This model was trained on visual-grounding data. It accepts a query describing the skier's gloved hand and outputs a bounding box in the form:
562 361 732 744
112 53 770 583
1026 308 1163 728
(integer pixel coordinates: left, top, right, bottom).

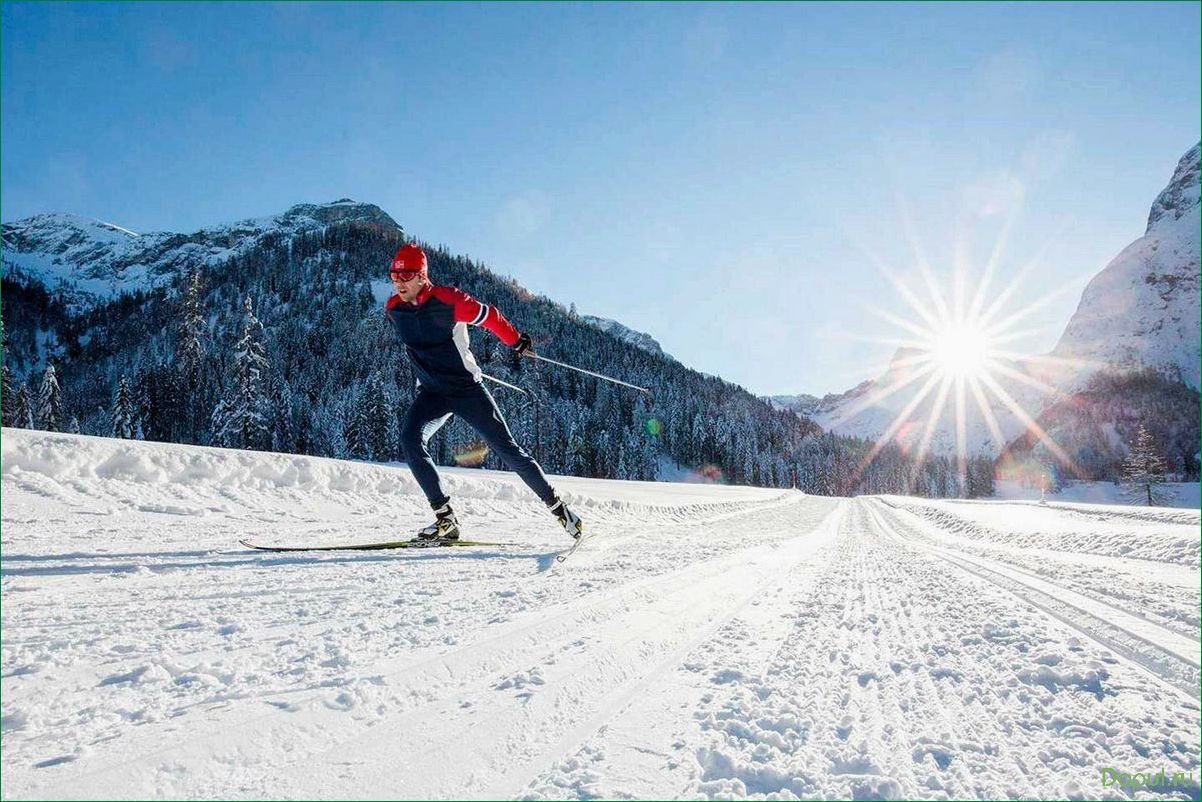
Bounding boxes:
514 332 534 356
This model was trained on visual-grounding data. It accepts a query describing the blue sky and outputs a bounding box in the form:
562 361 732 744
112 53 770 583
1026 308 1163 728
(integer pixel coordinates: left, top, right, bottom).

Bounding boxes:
3 2 1199 396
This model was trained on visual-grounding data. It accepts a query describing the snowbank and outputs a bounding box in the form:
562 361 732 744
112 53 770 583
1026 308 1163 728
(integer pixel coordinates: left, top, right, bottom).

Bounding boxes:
1 428 787 553
996 479 1201 509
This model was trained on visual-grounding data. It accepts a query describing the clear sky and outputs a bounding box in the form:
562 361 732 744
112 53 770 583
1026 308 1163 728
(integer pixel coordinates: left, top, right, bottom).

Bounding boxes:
3 2 1199 396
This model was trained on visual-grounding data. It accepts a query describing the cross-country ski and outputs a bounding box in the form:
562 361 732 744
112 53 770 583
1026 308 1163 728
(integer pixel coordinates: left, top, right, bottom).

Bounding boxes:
238 538 516 552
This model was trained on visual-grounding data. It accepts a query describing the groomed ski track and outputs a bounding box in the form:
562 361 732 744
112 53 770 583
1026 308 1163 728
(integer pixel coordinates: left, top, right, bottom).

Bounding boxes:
2 430 1199 799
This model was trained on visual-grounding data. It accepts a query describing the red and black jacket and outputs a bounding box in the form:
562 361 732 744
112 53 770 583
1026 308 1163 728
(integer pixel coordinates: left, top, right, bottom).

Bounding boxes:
386 285 520 393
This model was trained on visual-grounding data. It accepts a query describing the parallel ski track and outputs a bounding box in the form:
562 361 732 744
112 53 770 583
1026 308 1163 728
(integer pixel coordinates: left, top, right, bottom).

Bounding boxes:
875 498 1202 645
868 500 1202 702
25 497 839 799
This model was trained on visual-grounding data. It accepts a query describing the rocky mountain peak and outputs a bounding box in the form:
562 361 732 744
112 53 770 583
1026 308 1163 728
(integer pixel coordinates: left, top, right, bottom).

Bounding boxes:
1147 142 1201 233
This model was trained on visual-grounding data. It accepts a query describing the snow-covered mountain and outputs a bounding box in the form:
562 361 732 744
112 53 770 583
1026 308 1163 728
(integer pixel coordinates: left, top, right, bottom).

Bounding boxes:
1 200 399 310
1051 144 1201 389
789 143 1202 461
580 315 672 359
765 393 823 418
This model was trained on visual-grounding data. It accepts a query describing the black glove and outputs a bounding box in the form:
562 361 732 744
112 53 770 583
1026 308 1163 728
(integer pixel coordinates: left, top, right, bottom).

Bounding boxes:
514 332 533 356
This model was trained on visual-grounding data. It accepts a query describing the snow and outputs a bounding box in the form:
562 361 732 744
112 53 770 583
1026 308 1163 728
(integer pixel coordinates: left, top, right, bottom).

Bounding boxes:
3 428 1200 800
580 315 673 360
996 478 1202 509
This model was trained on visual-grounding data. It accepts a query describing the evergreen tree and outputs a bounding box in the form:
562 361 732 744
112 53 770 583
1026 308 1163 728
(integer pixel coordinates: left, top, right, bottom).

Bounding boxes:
361 371 392 460
344 391 367 460
269 379 297 453
177 268 207 441
178 268 206 372
1122 424 1169 506
67 415 82 435
0 318 15 428
133 363 177 442
111 376 137 439
212 296 273 450
12 383 34 429
1 363 15 428
35 363 64 431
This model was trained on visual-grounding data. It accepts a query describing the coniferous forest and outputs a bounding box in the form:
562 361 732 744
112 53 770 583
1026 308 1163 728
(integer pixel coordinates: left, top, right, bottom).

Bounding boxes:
4 203 1001 497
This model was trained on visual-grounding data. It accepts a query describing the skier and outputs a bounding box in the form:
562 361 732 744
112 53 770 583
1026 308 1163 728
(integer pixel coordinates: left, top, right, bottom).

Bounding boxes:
385 243 584 543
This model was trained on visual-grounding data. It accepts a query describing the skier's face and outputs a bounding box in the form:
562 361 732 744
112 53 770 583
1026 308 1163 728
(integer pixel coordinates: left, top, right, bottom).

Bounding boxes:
391 270 426 303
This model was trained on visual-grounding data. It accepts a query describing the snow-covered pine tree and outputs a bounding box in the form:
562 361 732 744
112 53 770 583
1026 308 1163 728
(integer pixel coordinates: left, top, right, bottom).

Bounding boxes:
1 363 15 428
12 383 34 429
212 296 273 450
357 371 391 460
344 388 368 460
1122 424 1170 506
0 318 14 428
178 268 205 373
176 268 208 442
67 415 81 434
35 363 63 431
133 362 172 441
111 376 137 439
269 379 297 453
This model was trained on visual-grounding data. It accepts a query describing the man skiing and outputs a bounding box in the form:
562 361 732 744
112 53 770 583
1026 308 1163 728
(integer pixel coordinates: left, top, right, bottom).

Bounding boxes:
385 243 584 543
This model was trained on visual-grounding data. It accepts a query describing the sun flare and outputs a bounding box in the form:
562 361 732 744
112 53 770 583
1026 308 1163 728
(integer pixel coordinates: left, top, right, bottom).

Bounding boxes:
928 323 992 380
835 206 1093 492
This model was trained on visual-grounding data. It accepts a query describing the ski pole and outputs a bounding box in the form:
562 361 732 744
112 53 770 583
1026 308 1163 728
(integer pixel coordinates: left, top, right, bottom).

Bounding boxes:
481 373 529 395
522 352 651 394
482 373 540 461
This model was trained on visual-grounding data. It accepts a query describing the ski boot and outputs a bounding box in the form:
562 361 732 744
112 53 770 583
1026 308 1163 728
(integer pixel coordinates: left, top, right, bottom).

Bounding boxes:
415 503 460 541
548 497 584 540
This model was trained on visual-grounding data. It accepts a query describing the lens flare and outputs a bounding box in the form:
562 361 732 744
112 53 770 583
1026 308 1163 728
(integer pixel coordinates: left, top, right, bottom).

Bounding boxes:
835 195 1091 491
685 464 726 484
453 441 489 467
645 418 663 437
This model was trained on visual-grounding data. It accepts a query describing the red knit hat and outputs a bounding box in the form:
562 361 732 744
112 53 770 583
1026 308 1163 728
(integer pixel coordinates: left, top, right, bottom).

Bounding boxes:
390 243 428 278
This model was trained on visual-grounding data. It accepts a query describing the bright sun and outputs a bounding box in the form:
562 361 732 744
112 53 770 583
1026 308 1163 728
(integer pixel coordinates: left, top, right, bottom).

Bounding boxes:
830 211 1088 490
929 324 992 379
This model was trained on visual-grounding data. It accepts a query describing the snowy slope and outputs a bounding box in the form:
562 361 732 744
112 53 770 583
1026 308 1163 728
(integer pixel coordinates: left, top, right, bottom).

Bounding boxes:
580 315 673 359
1 200 399 310
3 429 1199 799
765 393 823 418
797 144 1201 456
1052 144 1201 389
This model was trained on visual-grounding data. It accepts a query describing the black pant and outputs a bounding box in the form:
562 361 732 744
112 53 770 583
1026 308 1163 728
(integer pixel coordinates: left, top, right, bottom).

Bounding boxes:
400 383 557 508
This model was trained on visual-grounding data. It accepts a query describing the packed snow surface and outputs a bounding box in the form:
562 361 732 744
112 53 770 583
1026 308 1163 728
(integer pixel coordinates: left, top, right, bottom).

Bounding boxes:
2 429 1199 800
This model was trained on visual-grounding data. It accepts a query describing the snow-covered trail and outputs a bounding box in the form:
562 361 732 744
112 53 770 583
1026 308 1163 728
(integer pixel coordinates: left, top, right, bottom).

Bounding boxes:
3 431 1199 800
